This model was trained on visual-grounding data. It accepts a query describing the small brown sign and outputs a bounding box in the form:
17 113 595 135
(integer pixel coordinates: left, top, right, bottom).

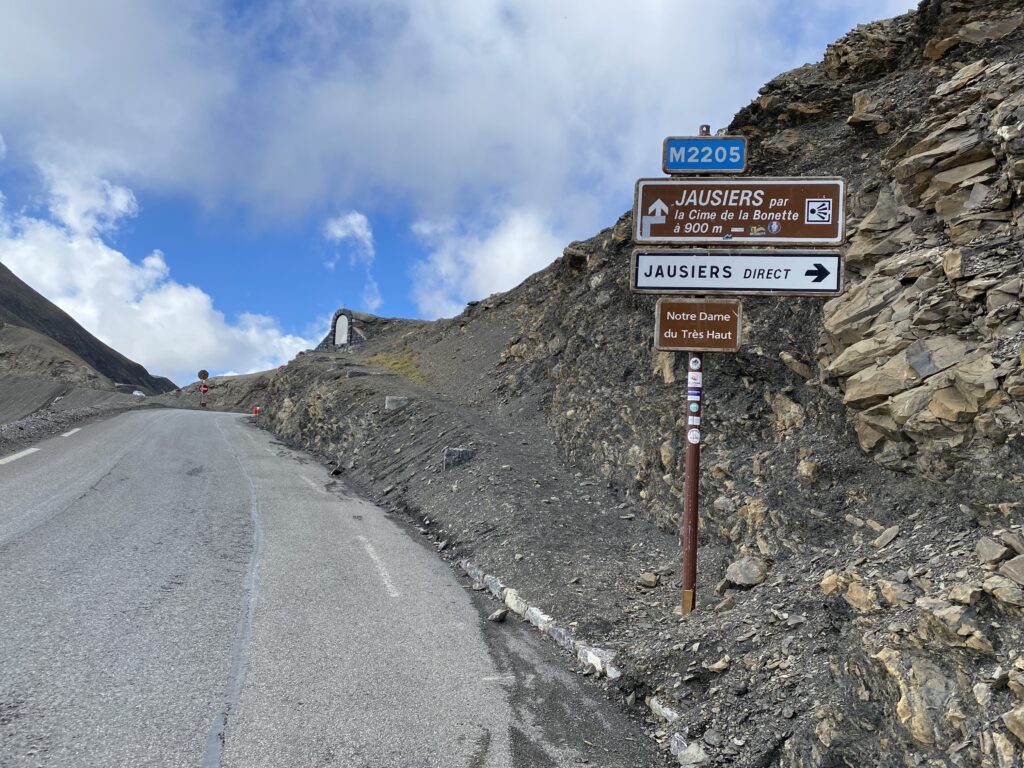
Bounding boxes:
198 369 209 381
634 177 845 246
655 298 742 353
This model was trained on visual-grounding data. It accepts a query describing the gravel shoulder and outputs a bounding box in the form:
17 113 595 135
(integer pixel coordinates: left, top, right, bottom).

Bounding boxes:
0 386 158 458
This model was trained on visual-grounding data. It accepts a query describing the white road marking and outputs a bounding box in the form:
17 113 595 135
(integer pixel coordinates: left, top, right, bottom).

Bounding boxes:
356 535 400 598
61 428 81 438
0 448 40 465
481 674 517 684
300 475 327 494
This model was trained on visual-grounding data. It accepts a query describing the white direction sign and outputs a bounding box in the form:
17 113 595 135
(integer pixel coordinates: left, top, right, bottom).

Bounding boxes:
631 249 843 296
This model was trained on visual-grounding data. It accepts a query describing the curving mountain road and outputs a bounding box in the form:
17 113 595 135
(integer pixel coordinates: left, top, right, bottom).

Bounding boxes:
0 410 663 768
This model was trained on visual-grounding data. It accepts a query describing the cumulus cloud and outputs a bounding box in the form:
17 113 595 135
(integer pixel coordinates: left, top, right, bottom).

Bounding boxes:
411 209 562 318
0 186 313 385
324 210 374 267
0 0 916 319
0 1 916 221
41 168 138 236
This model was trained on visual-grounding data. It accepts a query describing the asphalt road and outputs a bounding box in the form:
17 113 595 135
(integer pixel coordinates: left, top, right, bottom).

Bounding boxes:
0 410 663 767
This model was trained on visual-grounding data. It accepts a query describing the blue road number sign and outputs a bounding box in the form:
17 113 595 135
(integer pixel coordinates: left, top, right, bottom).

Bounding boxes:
663 136 747 174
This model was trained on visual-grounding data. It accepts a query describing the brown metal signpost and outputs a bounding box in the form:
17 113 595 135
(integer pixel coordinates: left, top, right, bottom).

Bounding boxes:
634 125 845 615
681 351 704 614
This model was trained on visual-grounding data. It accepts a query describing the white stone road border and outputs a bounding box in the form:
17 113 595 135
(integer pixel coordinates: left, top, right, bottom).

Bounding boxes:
458 558 622 679
458 557 692 745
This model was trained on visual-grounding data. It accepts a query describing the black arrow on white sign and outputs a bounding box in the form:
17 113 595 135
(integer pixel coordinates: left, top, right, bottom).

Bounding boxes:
804 263 830 283
630 249 844 297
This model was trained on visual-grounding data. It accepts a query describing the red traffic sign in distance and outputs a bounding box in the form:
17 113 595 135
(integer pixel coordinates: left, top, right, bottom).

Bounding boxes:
634 177 845 246
198 369 209 381
199 384 209 394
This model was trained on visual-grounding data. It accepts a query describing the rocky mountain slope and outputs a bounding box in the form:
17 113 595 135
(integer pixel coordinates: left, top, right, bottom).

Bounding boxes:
238 2 1024 766
0 262 176 395
0 322 111 388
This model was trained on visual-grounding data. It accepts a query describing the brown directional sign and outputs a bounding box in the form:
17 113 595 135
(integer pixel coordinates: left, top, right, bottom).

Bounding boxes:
655 298 742 353
634 177 845 246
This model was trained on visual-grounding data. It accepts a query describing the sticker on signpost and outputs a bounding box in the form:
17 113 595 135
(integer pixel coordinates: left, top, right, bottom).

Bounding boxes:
688 372 703 387
687 428 701 445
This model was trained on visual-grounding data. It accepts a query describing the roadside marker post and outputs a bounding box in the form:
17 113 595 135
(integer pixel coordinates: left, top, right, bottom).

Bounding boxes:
632 124 846 615
198 370 209 409
682 351 703 614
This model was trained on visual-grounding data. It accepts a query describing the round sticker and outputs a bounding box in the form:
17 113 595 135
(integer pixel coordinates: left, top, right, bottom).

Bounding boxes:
689 403 699 413
689 357 701 370
687 428 701 445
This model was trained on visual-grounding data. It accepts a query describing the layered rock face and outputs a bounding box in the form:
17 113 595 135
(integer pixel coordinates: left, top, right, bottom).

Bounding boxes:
822 15 1024 481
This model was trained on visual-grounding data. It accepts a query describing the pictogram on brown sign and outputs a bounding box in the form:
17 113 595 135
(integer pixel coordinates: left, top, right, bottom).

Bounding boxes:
655 298 742 353
634 177 845 246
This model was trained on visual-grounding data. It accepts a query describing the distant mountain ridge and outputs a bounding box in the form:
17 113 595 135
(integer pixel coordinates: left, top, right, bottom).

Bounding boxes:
0 262 176 393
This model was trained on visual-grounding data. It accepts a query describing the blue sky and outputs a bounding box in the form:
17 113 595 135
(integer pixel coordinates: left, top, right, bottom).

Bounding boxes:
0 0 916 385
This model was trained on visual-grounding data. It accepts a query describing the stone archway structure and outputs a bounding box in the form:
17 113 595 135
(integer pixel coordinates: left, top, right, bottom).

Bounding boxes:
316 309 367 352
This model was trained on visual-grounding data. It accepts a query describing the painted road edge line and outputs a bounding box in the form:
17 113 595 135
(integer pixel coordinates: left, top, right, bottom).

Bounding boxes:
356 535 401 598
61 428 81 438
299 475 328 494
0 447 41 465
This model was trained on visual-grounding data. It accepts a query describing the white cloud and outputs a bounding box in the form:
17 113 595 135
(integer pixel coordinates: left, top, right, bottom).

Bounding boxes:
0 186 313 385
411 209 562 318
362 275 383 314
0 1 236 201
0 1 917 224
324 210 374 267
323 210 382 312
41 167 138 236
0 0 917 320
